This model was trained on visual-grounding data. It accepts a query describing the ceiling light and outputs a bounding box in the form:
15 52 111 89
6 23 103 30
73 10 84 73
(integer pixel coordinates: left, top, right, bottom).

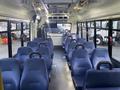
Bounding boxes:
64 14 68 17
37 7 41 11
73 6 81 10
46 19 49 23
36 15 40 20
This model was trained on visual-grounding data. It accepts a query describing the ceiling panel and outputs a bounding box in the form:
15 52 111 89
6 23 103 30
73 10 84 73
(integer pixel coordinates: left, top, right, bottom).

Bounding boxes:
43 0 78 4
0 0 35 20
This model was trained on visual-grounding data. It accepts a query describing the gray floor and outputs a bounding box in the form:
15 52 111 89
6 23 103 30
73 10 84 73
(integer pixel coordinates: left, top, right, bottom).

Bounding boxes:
49 47 75 90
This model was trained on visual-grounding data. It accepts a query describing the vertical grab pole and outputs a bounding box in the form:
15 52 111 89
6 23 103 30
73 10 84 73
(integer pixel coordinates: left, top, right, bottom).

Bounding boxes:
108 20 113 58
94 21 97 48
29 22 31 41
7 20 12 57
81 22 83 38
76 22 79 38
21 22 24 47
86 22 89 41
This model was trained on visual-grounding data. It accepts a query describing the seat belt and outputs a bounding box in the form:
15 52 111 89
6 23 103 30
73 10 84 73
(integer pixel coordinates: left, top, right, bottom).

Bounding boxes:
0 70 4 90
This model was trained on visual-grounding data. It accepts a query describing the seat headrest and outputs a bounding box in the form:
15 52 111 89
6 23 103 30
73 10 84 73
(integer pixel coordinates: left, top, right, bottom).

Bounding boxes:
72 48 89 58
77 38 86 43
84 42 95 49
93 48 109 57
37 46 49 55
0 58 19 71
34 38 43 42
84 69 120 88
27 41 38 47
17 47 32 55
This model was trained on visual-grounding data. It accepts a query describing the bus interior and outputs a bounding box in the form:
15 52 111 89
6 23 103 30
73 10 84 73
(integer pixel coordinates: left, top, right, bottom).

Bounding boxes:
0 0 120 90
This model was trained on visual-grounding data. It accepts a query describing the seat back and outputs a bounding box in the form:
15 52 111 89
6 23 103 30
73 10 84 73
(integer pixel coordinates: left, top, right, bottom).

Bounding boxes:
37 44 50 57
67 39 77 60
91 48 111 69
77 38 86 44
71 47 92 88
64 36 73 52
84 68 120 89
0 58 20 90
20 59 48 90
37 45 52 73
84 42 95 57
71 48 92 76
71 44 86 62
67 39 77 53
15 47 33 70
15 47 33 62
27 41 39 51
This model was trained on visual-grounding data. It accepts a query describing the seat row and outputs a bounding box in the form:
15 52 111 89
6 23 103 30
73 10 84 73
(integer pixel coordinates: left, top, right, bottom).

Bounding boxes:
15 38 53 74
0 37 54 90
62 34 120 90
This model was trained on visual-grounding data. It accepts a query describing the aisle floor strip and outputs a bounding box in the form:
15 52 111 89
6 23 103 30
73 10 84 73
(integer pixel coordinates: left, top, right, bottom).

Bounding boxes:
49 48 75 90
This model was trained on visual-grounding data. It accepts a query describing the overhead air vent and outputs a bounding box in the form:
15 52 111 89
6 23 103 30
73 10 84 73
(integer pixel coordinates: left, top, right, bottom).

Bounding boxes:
48 16 68 22
44 0 76 4
53 17 57 19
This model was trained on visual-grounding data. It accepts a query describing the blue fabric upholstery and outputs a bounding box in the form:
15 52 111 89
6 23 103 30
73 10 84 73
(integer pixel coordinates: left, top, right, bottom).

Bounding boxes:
0 58 20 90
15 47 33 69
84 42 95 57
33 38 44 42
37 45 52 74
16 47 32 55
46 38 54 50
67 39 76 53
77 38 86 44
20 58 48 90
33 38 53 52
62 33 69 48
91 48 111 69
39 41 53 58
67 39 77 61
71 48 92 88
84 69 120 90
27 41 39 51
64 36 73 52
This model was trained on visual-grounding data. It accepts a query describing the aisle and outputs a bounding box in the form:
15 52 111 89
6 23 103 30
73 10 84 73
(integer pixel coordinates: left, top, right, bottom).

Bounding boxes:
49 47 75 90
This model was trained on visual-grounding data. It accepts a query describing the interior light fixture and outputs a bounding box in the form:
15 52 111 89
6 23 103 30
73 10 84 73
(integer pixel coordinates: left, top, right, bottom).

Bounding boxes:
46 19 49 23
36 15 41 20
37 7 41 11
73 4 81 10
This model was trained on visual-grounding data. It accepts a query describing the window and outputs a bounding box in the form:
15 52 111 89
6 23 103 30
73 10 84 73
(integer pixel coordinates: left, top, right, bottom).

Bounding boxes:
112 20 120 61
0 22 7 32
82 23 87 39
96 21 101 28
11 23 16 30
102 21 108 28
0 22 8 58
88 22 94 42
96 21 108 49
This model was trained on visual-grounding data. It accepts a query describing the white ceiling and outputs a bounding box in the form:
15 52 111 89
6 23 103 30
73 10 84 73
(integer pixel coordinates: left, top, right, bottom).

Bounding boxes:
43 0 78 4
77 0 120 21
0 0 35 20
